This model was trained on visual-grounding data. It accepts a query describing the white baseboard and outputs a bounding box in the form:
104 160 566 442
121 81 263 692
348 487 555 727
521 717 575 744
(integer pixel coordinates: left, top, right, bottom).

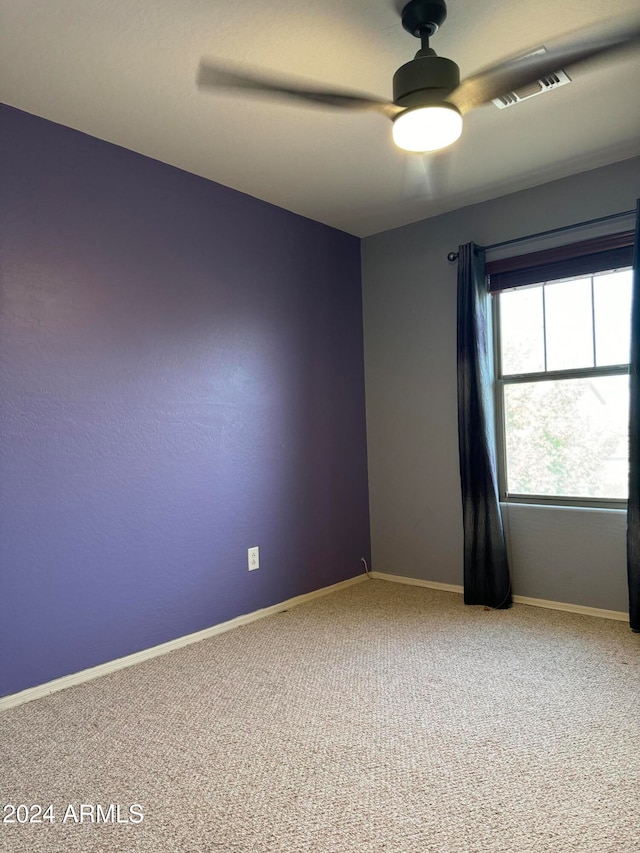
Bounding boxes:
370 571 464 595
511 594 628 622
370 571 629 623
3 570 629 711
0 574 368 712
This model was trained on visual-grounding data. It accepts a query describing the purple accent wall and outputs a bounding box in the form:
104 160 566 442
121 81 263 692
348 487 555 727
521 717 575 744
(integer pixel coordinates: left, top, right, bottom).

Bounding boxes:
0 105 370 697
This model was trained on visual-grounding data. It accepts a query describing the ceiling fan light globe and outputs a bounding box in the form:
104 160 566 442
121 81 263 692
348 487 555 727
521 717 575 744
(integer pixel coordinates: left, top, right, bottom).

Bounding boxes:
392 104 462 152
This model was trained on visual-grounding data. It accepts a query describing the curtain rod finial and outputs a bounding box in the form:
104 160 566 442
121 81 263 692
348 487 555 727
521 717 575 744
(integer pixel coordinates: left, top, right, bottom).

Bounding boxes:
448 251 459 262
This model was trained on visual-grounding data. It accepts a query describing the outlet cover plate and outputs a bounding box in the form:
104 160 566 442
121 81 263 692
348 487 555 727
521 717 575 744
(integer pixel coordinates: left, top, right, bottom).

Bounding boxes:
248 546 259 571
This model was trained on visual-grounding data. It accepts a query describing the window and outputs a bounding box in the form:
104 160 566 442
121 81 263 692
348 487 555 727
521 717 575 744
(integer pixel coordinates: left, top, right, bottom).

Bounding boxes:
489 232 634 508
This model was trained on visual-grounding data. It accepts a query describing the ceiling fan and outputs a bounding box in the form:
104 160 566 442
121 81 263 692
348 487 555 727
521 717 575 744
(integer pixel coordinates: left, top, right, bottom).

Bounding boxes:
197 0 640 154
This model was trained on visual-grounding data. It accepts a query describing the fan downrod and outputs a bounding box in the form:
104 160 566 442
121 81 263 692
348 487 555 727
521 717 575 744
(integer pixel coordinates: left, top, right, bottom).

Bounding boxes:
401 0 448 39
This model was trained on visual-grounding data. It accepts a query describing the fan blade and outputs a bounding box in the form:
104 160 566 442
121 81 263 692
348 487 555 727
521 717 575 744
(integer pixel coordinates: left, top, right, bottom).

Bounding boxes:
402 150 451 201
197 60 401 118
448 16 640 115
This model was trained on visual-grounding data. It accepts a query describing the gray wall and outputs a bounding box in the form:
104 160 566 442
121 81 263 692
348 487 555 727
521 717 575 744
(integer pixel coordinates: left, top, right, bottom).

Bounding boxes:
362 156 640 613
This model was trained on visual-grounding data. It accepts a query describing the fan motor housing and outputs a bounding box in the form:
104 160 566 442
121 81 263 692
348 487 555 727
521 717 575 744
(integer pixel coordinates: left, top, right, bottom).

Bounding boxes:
393 53 460 107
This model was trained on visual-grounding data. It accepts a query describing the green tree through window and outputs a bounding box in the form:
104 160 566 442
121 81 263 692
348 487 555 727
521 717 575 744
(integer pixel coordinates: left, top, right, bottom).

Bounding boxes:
494 267 632 506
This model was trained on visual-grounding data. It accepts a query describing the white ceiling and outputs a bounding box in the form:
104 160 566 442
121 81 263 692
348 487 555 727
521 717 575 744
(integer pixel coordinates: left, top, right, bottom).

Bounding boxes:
1 0 639 237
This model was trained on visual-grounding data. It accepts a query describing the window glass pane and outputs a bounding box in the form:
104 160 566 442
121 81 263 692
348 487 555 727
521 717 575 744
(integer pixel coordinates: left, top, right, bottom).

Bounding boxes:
544 277 593 371
504 375 629 499
594 269 633 366
499 286 545 374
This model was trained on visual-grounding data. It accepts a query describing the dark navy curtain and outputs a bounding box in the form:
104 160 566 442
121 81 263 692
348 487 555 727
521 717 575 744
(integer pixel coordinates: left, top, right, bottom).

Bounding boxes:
456 242 512 609
628 199 640 632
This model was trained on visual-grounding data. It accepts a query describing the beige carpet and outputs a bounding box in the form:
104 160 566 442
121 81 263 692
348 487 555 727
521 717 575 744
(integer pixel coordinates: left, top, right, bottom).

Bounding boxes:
2 578 639 853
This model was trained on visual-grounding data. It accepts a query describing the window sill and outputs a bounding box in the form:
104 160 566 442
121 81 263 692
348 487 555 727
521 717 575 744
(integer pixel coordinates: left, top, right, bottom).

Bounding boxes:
500 497 626 513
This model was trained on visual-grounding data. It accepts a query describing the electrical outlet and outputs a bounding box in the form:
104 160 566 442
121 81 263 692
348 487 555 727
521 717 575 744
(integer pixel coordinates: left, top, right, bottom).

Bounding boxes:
248 546 259 571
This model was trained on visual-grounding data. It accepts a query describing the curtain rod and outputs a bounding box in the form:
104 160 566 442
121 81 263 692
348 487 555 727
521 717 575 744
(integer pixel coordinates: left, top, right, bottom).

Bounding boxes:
446 208 636 262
